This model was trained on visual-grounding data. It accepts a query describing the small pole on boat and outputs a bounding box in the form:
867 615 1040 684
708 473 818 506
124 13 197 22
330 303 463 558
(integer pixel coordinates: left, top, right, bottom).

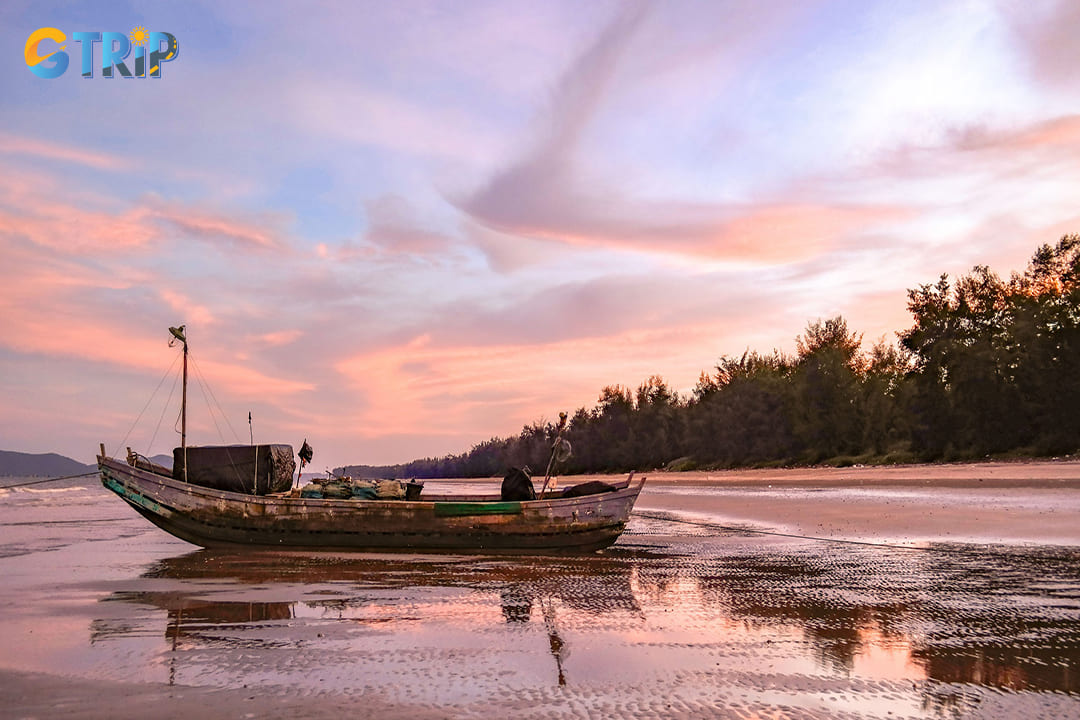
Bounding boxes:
169 325 188 483
296 439 313 490
539 412 569 499
249 411 258 492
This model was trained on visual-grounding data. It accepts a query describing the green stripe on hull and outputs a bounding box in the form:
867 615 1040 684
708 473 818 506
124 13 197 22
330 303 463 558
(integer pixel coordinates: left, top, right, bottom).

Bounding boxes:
103 474 171 517
433 501 522 517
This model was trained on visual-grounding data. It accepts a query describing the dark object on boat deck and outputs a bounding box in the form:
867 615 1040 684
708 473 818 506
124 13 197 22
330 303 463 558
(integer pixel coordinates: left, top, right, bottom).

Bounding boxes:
405 480 424 500
560 480 618 498
173 444 295 495
501 466 536 501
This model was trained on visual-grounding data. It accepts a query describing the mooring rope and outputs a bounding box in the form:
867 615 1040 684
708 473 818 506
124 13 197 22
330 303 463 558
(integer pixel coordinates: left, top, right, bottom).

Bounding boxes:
0 471 98 490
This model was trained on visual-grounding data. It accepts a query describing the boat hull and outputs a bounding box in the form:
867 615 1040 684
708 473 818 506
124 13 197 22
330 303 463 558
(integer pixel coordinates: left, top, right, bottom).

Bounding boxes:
98 457 644 553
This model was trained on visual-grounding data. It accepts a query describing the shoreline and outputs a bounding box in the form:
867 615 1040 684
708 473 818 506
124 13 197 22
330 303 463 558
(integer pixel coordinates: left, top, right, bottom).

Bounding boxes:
417 457 1080 489
635 456 1080 487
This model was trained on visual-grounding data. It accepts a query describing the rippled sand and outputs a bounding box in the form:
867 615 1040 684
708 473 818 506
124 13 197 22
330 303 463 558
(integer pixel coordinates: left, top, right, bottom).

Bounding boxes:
1 461 1078 719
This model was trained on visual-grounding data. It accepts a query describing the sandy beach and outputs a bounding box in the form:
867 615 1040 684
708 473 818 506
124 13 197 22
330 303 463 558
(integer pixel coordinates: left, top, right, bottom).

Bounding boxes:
1 460 1078 719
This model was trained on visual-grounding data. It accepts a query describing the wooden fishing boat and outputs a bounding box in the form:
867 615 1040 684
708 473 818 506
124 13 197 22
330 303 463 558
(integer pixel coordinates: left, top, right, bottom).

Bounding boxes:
98 455 644 552
97 326 644 553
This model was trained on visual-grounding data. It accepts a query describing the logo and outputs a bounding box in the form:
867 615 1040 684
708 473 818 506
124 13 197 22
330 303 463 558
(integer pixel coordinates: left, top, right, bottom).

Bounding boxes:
26 27 179 79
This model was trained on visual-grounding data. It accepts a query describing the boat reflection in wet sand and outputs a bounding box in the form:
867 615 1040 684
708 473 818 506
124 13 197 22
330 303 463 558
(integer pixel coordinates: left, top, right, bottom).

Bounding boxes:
98 326 643 554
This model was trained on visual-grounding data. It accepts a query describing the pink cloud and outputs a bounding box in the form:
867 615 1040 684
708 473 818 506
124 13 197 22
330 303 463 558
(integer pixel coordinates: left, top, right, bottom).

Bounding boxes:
333 315 789 444
361 195 456 255
0 165 158 252
869 114 1080 185
159 289 216 328
0 182 308 406
840 288 916 345
147 200 289 251
710 205 910 263
0 204 158 253
191 357 314 397
0 298 182 375
0 251 311 398
947 114 1080 154
249 330 304 347
466 195 906 264
463 220 554 272
0 165 292 256
0 132 128 171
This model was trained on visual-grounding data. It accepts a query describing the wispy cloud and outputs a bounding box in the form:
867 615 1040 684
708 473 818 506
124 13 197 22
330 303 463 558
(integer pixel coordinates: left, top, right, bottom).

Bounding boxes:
0 132 129 171
0 166 293 256
148 200 290 251
249 330 304 347
947 114 1080 153
361 195 457 255
0 202 158 253
458 4 909 265
334 322 724 440
1000 0 1080 90
159 289 216 328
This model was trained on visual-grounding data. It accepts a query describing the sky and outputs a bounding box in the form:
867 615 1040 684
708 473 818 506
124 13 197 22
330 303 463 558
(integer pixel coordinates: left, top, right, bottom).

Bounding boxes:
2 1 1079 471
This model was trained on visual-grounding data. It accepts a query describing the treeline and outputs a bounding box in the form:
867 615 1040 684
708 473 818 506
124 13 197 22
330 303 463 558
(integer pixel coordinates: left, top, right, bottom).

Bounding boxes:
339 236 1080 479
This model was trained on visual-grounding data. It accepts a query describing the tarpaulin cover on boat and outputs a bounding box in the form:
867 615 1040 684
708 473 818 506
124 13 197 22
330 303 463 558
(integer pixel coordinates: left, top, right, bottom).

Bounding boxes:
173 445 295 495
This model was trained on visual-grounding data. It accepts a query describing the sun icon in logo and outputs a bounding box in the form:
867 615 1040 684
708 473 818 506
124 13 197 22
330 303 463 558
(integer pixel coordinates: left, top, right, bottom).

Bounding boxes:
129 26 149 46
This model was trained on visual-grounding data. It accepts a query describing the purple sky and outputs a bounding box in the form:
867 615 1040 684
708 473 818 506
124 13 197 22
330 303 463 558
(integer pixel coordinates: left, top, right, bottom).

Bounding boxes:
2 1 1079 470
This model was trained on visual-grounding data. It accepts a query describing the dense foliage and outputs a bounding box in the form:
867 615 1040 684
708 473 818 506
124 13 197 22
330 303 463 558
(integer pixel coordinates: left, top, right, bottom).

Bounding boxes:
340 237 1080 478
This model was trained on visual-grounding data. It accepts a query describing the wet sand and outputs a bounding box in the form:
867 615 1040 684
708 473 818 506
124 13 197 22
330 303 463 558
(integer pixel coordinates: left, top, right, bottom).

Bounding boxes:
634 459 1080 545
1 460 1079 719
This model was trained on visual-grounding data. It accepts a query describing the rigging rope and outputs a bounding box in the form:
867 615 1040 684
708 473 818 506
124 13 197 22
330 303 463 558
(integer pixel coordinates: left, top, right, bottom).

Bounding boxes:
13 344 181 492
188 352 252 493
113 352 181 460
189 353 242 444
149 361 181 457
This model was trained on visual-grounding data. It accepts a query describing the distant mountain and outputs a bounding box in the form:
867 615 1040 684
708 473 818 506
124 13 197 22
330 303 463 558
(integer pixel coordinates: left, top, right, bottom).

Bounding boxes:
148 454 173 469
0 450 94 477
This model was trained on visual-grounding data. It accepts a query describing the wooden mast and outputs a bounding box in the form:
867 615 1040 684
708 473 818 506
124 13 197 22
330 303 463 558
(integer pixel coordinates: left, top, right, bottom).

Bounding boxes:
181 334 187 474
169 325 188 482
